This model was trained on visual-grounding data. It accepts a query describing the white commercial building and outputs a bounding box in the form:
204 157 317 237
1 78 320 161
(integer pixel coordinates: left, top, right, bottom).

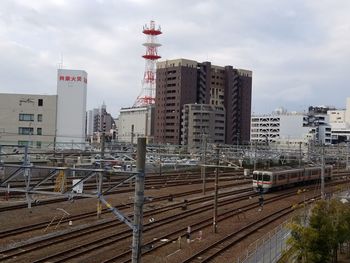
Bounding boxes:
117 106 154 143
251 113 309 144
328 97 350 143
251 112 332 145
56 69 87 144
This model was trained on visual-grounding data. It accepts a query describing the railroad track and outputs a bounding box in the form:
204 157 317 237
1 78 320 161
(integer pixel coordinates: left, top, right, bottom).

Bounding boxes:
1 177 347 262
0 170 246 197
0 176 249 213
33 190 261 263
104 190 301 263
180 194 323 263
0 181 250 238
0 187 254 262
106 179 350 263
181 207 294 262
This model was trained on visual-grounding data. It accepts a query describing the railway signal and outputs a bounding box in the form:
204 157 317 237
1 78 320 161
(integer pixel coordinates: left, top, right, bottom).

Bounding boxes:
186 226 191 243
258 196 264 208
258 185 264 211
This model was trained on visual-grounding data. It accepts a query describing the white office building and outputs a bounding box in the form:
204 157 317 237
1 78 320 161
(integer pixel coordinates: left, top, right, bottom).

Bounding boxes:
251 111 332 145
328 97 350 143
117 106 154 143
56 69 87 144
251 113 309 143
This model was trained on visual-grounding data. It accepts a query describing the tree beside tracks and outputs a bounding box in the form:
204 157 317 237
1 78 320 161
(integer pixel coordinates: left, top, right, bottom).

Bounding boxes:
286 199 350 263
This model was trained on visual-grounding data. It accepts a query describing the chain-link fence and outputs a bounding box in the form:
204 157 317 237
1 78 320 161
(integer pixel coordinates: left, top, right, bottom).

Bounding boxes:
236 220 291 263
236 187 350 263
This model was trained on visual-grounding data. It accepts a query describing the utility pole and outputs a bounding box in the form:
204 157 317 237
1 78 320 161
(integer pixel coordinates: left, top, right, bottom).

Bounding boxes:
253 142 257 171
53 134 57 164
299 142 302 167
23 145 32 208
131 137 146 263
158 146 162 177
346 142 350 170
201 136 207 195
131 124 135 151
213 147 219 233
321 145 325 200
97 121 106 219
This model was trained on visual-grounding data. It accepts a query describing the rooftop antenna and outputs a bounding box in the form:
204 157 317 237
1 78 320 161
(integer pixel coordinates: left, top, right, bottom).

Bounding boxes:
58 53 64 69
133 20 162 107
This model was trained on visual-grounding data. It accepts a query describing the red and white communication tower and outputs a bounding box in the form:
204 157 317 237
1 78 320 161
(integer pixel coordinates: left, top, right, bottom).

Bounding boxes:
134 20 162 107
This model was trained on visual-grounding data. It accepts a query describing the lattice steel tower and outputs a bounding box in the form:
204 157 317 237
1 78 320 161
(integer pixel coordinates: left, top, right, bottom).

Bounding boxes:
134 20 162 107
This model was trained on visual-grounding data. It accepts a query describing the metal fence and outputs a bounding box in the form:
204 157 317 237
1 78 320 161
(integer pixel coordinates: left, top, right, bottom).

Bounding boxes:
236 220 291 263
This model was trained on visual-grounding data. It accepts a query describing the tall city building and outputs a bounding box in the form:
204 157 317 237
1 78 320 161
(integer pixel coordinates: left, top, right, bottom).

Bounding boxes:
56 69 87 144
86 103 115 142
154 58 252 145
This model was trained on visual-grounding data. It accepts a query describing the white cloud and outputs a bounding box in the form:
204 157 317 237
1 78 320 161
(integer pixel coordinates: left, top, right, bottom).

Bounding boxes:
0 0 349 116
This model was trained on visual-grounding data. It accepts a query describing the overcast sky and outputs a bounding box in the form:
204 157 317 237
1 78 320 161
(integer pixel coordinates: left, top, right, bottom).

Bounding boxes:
0 0 349 117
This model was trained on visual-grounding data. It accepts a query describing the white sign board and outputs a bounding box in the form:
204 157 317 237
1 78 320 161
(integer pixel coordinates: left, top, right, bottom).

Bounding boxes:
72 179 83 194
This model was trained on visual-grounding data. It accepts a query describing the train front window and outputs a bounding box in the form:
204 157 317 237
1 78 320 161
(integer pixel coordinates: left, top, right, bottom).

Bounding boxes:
263 174 270 181
253 173 258 180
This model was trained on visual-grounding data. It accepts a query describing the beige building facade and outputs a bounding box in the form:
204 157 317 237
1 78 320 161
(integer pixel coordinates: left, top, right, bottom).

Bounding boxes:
0 93 57 147
181 104 225 150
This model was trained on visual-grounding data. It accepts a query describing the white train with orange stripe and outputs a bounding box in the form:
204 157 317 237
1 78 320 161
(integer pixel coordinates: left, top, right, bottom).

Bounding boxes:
252 166 332 193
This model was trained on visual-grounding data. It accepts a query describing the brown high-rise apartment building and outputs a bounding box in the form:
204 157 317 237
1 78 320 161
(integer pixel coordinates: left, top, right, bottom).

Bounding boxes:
154 58 252 145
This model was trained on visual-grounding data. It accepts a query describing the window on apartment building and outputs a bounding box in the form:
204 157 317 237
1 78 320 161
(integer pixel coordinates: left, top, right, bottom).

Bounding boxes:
18 141 31 146
37 114 43 122
19 114 34 121
18 127 34 135
36 141 42 148
38 99 43 106
37 128 42 135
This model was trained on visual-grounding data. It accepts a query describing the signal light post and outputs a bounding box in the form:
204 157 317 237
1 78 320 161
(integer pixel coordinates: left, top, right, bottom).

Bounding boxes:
97 121 106 219
131 138 146 263
258 185 264 211
321 145 325 200
213 148 219 233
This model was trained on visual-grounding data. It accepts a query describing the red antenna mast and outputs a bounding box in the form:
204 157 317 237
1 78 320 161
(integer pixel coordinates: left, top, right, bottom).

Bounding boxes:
134 20 162 107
